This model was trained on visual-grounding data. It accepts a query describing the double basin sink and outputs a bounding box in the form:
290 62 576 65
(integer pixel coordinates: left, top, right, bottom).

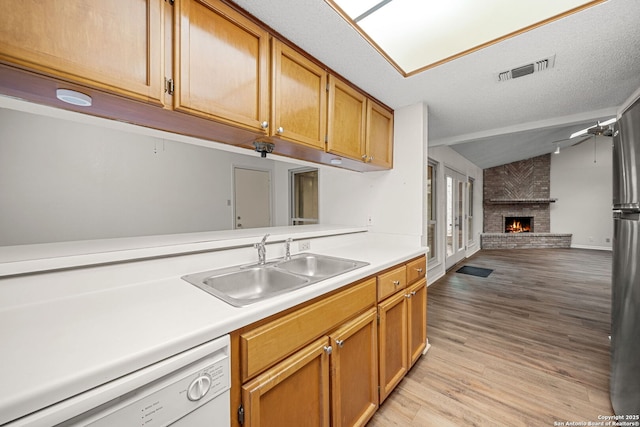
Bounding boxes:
182 253 369 307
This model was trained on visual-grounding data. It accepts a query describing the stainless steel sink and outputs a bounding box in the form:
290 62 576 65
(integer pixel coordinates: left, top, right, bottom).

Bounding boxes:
274 253 368 279
182 253 368 307
183 267 310 307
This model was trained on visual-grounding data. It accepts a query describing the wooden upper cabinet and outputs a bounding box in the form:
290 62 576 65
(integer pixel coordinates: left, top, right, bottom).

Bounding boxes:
328 75 394 169
327 75 367 161
366 100 394 169
271 40 327 149
174 0 269 132
0 0 164 105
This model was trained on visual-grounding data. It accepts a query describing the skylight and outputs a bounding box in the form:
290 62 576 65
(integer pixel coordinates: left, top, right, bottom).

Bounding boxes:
325 0 606 76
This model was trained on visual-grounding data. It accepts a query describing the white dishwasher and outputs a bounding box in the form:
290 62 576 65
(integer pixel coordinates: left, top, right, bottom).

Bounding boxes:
7 335 230 427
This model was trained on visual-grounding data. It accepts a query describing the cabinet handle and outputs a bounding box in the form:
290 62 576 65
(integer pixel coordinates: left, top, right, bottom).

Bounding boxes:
323 345 332 355
393 280 401 286
411 291 417 296
416 268 424 273
336 339 344 348
361 154 367 160
260 121 269 129
276 126 284 134
405 293 411 299
368 156 374 163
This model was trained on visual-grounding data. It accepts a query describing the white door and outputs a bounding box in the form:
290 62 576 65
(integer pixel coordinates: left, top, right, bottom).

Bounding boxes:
444 167 467 270
234 167 271 229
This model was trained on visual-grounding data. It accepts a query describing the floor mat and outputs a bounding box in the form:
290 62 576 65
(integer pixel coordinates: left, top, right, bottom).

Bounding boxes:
456 265 493 277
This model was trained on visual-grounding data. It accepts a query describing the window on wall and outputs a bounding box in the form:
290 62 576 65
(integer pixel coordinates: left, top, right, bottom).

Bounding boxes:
468 177 474 245
290 168 319 225
427 161 437 263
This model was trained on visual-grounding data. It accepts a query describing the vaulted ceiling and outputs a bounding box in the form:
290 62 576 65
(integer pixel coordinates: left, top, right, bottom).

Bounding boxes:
232 0 640 168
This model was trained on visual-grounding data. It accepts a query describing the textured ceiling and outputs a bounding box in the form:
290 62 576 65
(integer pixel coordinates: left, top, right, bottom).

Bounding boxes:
232 0 640 168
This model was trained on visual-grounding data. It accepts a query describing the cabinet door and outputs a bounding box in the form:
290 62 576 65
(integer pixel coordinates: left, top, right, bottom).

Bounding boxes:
272 40 327 149
378 291 408 403
174 0 269 131
0 0 164 104
242 337 331 427
366 100 394 168
330 308 378 427
407 279 427 368
327 75 366 160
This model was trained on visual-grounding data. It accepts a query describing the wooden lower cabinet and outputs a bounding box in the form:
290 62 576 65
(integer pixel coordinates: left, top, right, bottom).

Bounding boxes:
407 278 427 368
240 308 378 427
235 257 426 425
377 256 427 403
330 308 378 427
242 337 331 427
377 289 408 403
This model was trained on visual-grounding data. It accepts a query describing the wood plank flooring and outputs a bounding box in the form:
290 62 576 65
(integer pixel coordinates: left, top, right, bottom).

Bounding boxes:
368 248 613 427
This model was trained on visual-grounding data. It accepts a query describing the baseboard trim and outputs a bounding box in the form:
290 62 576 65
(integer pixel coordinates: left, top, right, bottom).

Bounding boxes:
423 339 431 355
570 244 612 251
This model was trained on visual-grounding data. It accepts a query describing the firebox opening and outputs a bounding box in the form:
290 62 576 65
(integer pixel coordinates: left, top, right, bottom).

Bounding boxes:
505 216 533 233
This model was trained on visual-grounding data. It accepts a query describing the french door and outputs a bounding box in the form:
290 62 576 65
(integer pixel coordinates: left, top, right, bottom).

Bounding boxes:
444 167 467 270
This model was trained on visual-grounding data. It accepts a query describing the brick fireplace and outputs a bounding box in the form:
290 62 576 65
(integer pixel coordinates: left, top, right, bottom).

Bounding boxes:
481 154 571 249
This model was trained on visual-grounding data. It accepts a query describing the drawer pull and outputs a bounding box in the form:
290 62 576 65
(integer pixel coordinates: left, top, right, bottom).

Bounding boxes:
336 339 344 348
416 268 424 273
324 345 333 355
393 280 401 286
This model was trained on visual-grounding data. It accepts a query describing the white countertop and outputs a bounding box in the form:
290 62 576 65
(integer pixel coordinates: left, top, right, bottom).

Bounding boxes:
0 227 426 425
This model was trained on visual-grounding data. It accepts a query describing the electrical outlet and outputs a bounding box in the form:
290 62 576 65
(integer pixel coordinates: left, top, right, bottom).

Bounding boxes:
298 240 311 251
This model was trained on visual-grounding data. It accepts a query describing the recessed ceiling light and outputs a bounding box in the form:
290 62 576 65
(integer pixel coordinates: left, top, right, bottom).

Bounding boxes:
56 89 92 107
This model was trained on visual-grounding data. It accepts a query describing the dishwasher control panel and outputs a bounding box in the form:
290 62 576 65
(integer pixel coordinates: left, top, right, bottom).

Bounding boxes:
54 336 231 427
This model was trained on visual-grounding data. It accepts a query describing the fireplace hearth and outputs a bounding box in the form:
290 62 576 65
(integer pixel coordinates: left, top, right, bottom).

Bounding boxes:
505 216 533 233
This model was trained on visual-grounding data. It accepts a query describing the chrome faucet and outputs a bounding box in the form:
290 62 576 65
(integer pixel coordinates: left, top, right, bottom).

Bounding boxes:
284 238 292 260
254 233 270 265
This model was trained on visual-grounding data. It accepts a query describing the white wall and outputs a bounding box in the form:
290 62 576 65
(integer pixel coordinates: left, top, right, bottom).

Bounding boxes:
0 100 428 246
0 107 294 245
427 145 484 285
550 137 613 250
319 103 426 240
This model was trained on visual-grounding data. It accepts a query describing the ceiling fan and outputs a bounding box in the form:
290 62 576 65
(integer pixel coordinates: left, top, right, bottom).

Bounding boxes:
568 117 617 146
551 117 616 161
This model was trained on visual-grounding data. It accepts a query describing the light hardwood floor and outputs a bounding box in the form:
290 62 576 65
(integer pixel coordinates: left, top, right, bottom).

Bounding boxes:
368 248 613 426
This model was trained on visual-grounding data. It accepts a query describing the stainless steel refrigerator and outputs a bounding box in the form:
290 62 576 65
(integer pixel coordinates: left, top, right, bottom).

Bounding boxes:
611 96 640 415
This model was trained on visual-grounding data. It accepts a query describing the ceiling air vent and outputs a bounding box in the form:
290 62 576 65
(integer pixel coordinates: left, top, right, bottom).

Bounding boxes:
496 55 555 82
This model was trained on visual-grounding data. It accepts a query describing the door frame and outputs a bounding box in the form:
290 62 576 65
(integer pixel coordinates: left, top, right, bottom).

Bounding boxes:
444 166 467 270
232 165 273 230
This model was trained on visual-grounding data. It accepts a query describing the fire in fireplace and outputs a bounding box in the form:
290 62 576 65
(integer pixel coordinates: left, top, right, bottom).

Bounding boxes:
505 216 533 233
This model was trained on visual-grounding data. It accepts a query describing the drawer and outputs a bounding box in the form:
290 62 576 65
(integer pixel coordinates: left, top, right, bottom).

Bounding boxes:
377 265 407 301
240 278 376 382
406 256 426 285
